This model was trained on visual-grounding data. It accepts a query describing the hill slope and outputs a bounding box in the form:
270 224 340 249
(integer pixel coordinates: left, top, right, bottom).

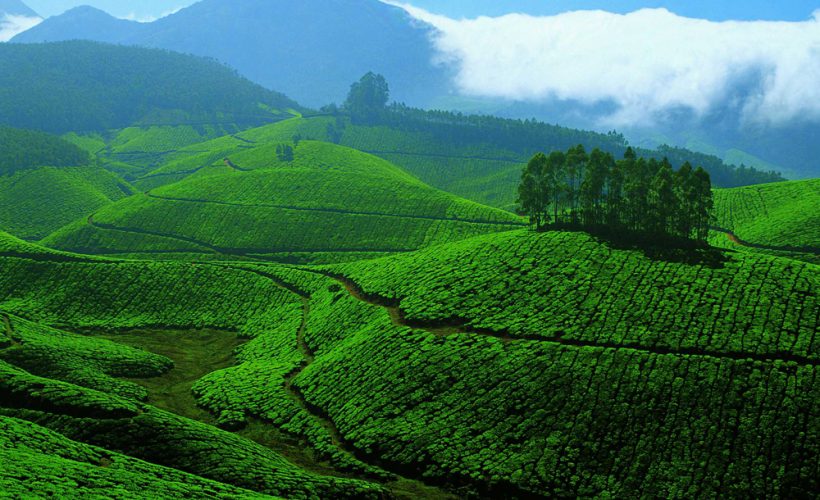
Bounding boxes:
12 0 449 108
713 179 820 249
0 126 89 174
43 141 524 262
0 41 299 135
0 166 133 240
303 229 819 495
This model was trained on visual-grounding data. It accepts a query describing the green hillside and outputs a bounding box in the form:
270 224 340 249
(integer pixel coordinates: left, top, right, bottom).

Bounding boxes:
2 220 818 497
0 241 439 497
0 166 133 240
129 111 780 211
311 230 819 496
0 41 300 135
44 141 524 262
0 126 90 174
713 179 820 248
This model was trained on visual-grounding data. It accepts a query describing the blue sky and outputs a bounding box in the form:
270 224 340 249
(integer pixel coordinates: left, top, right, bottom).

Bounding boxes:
22 0 820 21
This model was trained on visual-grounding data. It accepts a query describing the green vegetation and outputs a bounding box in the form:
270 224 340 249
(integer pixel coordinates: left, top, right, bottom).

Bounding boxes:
712 178 820 253
0 166 133 240
335 230 817 359
0 126 89 174
518 146 713 243
0 415 275 499
0 41 299 135
44 141 523 261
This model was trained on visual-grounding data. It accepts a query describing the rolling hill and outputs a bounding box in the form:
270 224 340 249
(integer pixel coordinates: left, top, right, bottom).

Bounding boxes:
43 140 524 262
2 226 817 497
0 41 299 135
711 178 820 263
12 0 450 109
0 127 133 240
0 165 133 240
116 113 782 213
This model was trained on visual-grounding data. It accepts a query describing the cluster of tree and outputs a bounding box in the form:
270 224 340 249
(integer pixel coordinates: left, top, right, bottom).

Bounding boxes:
275 144 295 162
518 146 714 243
329 73 783 188
0 127 89 175
0 41 300 134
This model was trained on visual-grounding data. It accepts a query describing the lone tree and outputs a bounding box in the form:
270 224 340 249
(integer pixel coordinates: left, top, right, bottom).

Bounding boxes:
345 72 390 123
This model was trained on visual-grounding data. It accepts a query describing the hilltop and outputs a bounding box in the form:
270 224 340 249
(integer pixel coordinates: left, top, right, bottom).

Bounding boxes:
43 140 524 262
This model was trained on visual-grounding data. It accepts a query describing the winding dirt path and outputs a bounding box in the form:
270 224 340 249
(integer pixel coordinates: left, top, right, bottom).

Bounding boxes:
711 226 820 255
309 270 820 367
223 265 457 499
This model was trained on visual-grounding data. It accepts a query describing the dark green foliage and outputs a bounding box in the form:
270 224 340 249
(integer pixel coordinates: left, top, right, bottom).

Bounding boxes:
336 230 817 360
0 415 274 499
345 72 390 123
519 146 714 243
0 41 299 134
0 126 89 174
0 315 171 400
0 361 384 498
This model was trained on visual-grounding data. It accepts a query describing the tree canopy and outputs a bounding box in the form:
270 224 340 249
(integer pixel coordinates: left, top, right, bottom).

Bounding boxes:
344 72 390 123
518 146 714 244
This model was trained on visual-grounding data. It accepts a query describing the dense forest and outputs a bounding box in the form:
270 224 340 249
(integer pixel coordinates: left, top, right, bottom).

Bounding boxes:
518 146 714 243
337 74 784 189
0 127 89 174
0 41 300 134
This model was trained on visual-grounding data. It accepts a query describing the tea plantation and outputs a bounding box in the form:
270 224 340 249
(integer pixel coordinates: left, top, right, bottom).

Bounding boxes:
43 140 523 262
712 178 820 259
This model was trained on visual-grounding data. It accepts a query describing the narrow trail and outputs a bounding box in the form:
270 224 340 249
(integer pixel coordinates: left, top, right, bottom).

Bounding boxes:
711 226 820 255
309 270 820 367
222 265 458 499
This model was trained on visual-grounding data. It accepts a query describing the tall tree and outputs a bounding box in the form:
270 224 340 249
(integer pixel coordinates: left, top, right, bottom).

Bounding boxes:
517 153 551 229
564 144 588 224
345 72 390 123
648 159 676 237
673 162 697 239
580 148 612 226
607 158 625 227
546 151 567 224
693 167 714 242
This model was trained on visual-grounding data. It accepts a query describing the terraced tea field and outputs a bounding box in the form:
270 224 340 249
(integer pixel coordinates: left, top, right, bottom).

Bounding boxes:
43 141 524 262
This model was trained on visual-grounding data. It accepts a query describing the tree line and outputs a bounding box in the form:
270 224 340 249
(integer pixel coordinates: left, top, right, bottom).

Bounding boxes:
518 146 714 243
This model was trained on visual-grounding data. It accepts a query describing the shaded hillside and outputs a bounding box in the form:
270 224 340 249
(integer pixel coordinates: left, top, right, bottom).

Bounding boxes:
12 0 450 108
0 166 133 240
43 140 524 262
0 41 299 134
0 127 89 174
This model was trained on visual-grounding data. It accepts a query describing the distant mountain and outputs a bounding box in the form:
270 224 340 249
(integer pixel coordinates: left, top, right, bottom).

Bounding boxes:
0 0 38 17
10 6 133 41
0 41 300 134
12 0 451 108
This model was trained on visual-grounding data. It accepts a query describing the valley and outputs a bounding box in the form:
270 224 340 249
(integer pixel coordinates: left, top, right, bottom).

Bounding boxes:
1 4 818 498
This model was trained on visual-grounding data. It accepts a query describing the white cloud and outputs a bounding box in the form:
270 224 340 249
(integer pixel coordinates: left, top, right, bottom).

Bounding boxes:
0 14 42 42
387 2 820 127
